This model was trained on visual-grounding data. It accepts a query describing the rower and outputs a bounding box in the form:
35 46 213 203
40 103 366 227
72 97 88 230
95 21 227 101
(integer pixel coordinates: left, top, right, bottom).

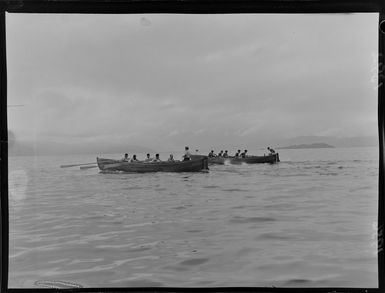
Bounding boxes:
168 154 175 162
153 154 161 162
121 153 130 162
241 150 248 158
130 155 138 162
208 150 216 157
183 146 192 161
218 150 224 157
267 147 276 154
223 150 229 158
144 153 153 162
235 150 241 157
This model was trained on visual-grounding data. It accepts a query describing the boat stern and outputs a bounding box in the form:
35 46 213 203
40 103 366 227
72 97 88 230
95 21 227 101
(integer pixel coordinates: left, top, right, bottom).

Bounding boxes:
202 157 209 171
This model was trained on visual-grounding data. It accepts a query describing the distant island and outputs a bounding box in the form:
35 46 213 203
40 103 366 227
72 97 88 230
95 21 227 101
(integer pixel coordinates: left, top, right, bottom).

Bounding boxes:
273 135 377 148
278 143 335 149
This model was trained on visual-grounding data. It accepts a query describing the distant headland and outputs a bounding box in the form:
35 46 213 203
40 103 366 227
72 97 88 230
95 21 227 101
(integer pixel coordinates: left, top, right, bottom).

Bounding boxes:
277 143 335 149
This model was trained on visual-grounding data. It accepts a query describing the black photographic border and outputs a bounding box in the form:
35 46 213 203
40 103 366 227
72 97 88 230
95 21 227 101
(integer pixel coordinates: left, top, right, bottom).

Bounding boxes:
1 1 384 292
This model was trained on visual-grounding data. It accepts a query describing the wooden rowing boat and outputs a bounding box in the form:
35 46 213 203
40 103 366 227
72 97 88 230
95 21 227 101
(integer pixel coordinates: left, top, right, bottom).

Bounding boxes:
229 153 280 164
96 157 209 173
190 153 280 165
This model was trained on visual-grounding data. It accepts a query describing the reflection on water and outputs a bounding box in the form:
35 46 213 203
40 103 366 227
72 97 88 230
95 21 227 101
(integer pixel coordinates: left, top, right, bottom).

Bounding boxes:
8 147 378 288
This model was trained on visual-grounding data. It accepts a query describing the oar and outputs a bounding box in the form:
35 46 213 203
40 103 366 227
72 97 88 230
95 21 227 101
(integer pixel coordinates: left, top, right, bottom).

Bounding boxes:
60 162 96 168
80 165 98 170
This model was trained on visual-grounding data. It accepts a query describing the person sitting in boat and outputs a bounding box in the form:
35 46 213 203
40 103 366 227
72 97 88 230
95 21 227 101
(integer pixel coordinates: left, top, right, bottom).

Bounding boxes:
130 155 138 162
218 150 224 157
208 150 216 157
183 146 192 161
121 153 130 161
267 147 276 154
223 150 229 158
235 150 241 157
241 150 248 158
144 153 153 162
168 154 175 162
153 153 161 162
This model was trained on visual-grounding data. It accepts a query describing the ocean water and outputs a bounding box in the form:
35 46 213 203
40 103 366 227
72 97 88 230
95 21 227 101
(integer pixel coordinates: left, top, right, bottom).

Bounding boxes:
8 147 379 288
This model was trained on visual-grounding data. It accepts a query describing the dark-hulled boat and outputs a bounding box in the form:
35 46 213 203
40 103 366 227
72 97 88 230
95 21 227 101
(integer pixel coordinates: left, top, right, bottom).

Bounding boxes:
191 153 279 165
97 157 209 173
229 153 280 164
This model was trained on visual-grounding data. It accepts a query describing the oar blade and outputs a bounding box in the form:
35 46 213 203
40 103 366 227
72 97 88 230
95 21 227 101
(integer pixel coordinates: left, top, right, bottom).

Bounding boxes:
80 165 98 170
60 162 96 168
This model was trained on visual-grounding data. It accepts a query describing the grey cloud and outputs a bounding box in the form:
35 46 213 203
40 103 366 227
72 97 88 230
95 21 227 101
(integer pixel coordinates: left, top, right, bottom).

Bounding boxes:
6 13 378 151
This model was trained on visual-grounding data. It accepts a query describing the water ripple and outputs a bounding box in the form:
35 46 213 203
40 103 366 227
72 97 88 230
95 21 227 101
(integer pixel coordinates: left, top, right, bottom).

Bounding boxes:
229 216 277 224
8 149 379 287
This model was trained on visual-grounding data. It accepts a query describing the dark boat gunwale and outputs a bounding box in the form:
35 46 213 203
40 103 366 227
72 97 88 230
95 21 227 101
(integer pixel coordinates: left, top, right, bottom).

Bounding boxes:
97 157 209 173
191 153 280 164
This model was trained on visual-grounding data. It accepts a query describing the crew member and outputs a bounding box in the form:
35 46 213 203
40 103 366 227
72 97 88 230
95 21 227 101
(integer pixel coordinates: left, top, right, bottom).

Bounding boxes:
144 153 153 162
241 150 248 158
153 154 161 162
183 146 192 161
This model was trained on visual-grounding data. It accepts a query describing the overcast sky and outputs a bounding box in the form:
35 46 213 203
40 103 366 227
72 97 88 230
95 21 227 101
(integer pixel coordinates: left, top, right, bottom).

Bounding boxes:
6 13 379 152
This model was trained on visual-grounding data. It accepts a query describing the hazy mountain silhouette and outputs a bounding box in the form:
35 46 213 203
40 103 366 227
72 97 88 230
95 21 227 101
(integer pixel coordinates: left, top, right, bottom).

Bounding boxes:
278 143 335 149
272 135 377 149
7 131 378 156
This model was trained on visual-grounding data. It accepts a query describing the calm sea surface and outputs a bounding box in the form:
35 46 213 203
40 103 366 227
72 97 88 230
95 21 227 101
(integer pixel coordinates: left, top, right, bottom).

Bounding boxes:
8 147 379 288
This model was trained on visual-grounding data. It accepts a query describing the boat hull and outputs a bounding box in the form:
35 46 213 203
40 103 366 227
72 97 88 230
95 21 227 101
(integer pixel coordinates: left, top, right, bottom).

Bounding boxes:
97 157 209 173
191 153 279 164
230 153 279 164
